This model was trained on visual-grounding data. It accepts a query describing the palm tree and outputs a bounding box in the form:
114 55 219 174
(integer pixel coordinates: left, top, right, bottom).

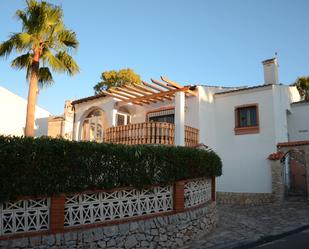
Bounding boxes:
0 0 79 136
294 76 309 101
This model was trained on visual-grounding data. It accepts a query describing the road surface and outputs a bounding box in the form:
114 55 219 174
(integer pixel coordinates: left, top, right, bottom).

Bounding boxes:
253 229 309 249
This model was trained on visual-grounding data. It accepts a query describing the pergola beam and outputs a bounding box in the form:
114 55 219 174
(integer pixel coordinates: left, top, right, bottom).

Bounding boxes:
122 85 160 103
128 84 165 102
108 89 152 104
151 78 175 90
101 90 128 101
102 76 197 107
142 81 173 100
115 87 143 97
116 86 191 107
101 90 143 106
161 76 197 96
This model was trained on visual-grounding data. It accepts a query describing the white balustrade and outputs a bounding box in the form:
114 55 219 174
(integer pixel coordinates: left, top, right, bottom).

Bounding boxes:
184 178 211 208
0 198 50 235
64 186 173 227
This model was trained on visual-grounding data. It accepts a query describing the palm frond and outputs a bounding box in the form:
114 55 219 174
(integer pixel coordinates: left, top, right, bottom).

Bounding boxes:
0 39 15 57
26 0 37 9
38 67 53 87
0 32 35 58
42 48 65 72
58 29 79 49
55 51 79 75
45 6 63 26
16 33 35 50
15 10 29 31
11 53 33 70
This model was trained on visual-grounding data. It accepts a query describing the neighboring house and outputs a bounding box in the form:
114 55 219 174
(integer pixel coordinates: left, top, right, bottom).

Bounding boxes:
287 100 309 141
0 86 51 137
53 58 308 202
48 101 74 140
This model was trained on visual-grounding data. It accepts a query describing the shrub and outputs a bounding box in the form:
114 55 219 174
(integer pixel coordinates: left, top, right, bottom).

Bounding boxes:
0 136 222 202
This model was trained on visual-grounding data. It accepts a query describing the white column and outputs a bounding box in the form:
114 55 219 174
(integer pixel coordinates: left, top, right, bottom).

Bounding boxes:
106 109 117 127
175 91 185 146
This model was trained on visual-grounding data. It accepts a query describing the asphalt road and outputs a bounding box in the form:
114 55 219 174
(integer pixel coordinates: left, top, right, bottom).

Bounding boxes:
253 229 309 249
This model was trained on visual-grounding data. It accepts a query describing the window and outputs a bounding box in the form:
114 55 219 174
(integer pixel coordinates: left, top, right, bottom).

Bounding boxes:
149 114 174 124
116 113 131 126
235 104 259 135
82 109 104 142
147 108 175 124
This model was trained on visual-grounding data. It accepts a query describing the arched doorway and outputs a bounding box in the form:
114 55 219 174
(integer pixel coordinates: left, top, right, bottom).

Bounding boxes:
282 150 307 197
82 109 106 142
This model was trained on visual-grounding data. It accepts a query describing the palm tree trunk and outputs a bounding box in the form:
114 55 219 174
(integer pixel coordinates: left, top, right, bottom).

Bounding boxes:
25 52 40 137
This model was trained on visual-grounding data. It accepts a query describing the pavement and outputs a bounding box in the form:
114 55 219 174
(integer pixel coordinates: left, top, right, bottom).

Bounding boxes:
180 199 309 249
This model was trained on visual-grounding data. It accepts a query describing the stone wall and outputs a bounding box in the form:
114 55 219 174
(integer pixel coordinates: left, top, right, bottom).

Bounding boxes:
270 160 284 202
217 192 273 205
0 202 216 249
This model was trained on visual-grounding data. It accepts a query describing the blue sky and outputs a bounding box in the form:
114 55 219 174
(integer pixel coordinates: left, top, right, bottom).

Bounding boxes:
0 0 308 114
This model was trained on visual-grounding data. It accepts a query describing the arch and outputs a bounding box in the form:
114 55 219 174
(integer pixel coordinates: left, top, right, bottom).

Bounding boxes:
281 149 307 197
78 106 108 142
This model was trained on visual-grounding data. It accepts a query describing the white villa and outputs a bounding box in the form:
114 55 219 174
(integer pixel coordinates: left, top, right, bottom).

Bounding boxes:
48 58 309 202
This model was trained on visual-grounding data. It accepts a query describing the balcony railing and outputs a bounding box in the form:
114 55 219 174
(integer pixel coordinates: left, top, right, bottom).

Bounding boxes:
104 122 199 147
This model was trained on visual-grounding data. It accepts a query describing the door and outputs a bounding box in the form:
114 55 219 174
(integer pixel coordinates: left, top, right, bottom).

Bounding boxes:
288 151 307 196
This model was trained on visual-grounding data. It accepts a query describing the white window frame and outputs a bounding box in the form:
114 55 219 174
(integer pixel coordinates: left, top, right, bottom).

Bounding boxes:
116 111 131 126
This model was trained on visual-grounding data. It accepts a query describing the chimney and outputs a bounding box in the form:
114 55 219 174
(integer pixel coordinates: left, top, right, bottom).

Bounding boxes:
262 58 279 85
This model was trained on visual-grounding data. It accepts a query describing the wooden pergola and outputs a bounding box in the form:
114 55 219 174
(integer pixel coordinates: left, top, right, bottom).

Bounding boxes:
100 76 197 107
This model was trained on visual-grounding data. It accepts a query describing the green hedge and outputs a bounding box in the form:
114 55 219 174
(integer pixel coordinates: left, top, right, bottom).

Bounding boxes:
0 136 222 202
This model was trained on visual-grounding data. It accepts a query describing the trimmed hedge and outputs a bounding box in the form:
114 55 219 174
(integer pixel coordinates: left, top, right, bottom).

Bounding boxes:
0 136 222 202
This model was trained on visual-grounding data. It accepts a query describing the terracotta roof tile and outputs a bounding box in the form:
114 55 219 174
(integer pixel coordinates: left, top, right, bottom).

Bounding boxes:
71 93 107 105
277 140 309 148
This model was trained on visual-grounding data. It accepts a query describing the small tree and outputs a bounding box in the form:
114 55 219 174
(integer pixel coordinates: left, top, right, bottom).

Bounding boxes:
294 76 309 101
93 68 141 94
0 0 79 136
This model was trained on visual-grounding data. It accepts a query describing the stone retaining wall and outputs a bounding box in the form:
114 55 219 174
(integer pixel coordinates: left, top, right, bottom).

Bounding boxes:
0 202 216 249
217 192 273 205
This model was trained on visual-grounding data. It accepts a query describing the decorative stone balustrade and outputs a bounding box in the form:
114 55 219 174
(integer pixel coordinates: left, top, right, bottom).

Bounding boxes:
104 122 199 147
0 198 49 236
64 186 173 227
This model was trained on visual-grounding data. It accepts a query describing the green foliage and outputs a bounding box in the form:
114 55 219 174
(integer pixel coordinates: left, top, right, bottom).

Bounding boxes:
293 76 309 101
93 68 142 94
0 136 222 202
0 0 79 87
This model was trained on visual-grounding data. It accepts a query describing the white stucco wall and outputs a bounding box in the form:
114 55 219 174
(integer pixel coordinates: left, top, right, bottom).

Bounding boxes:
213 86 276 193
195 84 299 194
288 102 309 141
0 86 50 137
271 85 295 145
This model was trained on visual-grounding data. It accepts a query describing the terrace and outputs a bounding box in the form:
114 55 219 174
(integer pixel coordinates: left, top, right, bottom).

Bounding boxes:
73 77 199 147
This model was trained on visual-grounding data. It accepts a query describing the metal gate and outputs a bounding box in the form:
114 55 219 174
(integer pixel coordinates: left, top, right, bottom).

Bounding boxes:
282 150 307 196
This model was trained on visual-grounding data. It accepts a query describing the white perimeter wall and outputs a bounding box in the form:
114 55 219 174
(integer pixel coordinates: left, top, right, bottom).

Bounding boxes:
288 103 309 141
0 86 50 137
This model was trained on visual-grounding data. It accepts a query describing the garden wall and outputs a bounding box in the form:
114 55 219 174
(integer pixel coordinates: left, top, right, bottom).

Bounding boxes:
0 178 217 249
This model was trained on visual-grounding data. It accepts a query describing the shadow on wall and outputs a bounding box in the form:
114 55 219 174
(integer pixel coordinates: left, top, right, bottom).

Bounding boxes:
34 117 49 137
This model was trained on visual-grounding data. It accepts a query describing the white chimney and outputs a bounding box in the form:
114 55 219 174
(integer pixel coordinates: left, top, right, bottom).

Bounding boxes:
262 58 279 85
